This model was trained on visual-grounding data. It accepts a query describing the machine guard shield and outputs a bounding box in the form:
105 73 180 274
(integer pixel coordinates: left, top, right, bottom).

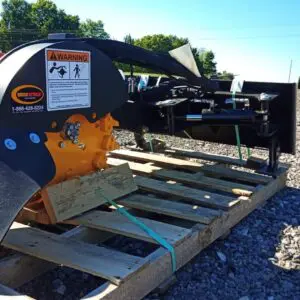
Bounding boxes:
0 161 40 242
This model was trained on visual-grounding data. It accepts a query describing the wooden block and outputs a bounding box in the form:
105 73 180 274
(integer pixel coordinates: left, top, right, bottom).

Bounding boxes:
43 163 137 223
134 175 240 210
120 194 221 224
2 222 145 285
15 206 51 225
67 210 190 246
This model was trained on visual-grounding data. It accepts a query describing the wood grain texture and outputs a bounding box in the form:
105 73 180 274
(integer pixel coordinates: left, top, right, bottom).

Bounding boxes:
134 175 240 210
44 163 137 222
108 157 254 196
120 194 221 225
164 147 247 166
87 167 287 300
110 149 204 172
67 210 190 245
0 226 114 288
2 222 144 285
200 164 272 184
110 149 270 185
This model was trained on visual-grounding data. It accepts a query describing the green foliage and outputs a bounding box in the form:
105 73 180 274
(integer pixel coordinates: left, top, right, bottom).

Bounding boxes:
1 0 33 29
0 0 36 49
79 19 109 39
31 0 80 37
198 50 217 78
124 33 134 44
0 0 108 51
0 22 11 51
134 34 188 53
122 34 202 74
298 77 300 89
129 34 219 77
0 1 234 78
217 70 235 80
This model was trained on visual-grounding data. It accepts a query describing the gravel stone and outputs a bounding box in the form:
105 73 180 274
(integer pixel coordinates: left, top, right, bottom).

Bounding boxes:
216 251 227 263
15 92 300 299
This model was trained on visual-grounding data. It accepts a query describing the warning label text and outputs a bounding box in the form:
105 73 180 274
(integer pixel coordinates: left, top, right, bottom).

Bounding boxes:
47 50 90 62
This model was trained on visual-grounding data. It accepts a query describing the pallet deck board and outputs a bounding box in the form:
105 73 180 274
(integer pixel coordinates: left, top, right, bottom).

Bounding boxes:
67 210 191 246
110 149 204 172
120 194 221 225
134 175 240 210
0 148 288 300
200 164 271 185
110 149 271 185
2 222 145 285
0 226 115 288
108 157 255 196
163 147 248 166
88 167 287 300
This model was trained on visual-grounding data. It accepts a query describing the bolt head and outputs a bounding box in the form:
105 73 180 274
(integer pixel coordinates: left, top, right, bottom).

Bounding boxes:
58 141 65 148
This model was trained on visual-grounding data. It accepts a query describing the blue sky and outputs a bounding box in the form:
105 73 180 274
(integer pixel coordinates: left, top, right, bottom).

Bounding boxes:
33 1 300 82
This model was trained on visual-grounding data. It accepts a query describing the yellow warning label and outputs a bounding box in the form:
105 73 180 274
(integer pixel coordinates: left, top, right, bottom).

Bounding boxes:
47 50 90 62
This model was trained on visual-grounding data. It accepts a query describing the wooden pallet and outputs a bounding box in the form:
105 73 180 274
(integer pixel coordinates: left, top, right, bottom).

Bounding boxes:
0 148 288 300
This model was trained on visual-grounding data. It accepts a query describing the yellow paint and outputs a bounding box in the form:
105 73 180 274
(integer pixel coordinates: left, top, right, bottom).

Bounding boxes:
45 113 119 185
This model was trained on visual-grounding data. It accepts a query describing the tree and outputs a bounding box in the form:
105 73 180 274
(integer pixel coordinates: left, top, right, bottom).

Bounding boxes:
124 33 134 45
31 0 80 37
79 19 109 39
1 0 34 29
217 70 235 80
0 0 37 49
133 34 204 73
0 22 11 51
134 34 188 53
0 0 81 50
198 50 217 78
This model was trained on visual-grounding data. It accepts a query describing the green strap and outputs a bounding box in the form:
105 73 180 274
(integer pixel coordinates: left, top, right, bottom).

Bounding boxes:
147 134 154 152
231 92 251 159
96 190 176 273
232 91 243 161
247 147 251 158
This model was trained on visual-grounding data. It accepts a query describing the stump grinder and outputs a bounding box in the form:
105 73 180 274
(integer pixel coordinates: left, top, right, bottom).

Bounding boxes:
0 34 296 242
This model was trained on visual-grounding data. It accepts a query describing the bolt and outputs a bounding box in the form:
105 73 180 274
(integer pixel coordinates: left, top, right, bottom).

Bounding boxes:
4 138 17 150
58 141 65 148
78 143 86 150
29 133 40 144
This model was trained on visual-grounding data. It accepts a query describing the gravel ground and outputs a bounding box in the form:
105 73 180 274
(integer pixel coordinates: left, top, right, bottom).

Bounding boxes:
16 93 300 299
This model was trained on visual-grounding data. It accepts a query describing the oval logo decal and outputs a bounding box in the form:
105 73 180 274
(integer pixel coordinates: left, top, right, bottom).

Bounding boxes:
11 85 44 105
